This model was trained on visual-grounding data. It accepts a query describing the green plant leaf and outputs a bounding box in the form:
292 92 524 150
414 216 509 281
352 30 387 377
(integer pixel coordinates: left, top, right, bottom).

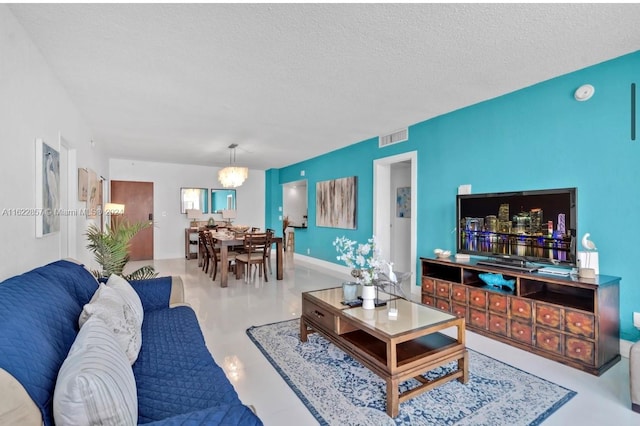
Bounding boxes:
85 219 154 280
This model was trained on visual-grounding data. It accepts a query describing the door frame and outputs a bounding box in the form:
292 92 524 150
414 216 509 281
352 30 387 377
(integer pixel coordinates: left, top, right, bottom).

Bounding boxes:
59 133 77 259
373 151 418 294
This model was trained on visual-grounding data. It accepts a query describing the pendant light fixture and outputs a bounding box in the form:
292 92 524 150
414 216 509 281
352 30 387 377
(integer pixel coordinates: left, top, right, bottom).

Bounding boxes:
218 143 248 188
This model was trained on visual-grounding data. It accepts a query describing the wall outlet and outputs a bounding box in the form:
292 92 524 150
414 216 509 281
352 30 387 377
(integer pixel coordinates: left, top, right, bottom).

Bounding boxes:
634 312 640 329
307 248 310 255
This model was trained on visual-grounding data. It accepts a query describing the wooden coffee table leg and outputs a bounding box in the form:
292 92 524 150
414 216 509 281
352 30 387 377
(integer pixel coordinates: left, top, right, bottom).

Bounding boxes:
386 377 399 418
459 350 469 383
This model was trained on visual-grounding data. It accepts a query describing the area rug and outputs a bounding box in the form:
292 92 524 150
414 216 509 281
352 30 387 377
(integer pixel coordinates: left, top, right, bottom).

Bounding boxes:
246 319 576 426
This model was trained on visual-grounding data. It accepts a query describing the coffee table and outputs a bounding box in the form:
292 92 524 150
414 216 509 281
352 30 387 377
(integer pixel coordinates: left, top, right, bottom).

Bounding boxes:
300 287 468 418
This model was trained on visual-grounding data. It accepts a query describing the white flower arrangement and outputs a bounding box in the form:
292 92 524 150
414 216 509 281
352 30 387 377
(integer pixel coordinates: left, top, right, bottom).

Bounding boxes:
333 236 384 285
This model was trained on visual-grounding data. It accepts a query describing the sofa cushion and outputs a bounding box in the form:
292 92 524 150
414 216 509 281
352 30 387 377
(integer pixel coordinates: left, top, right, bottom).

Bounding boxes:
54 316 138 426
134 306 243 423
105 274 144 326
129 276 173 311
79 283 142 364
0 260 99 425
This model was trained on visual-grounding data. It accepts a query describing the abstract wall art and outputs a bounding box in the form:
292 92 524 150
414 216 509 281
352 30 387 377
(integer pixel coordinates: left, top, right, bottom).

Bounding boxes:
396 186 411 218
316 176 357 229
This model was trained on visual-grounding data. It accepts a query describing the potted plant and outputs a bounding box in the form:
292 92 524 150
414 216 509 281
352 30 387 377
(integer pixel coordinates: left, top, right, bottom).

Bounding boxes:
333 236 384 309
85 219 158 281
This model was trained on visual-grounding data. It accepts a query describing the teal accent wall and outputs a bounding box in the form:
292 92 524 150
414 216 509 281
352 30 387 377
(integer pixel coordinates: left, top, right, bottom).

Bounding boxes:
268 51 640 341
265 168 281 231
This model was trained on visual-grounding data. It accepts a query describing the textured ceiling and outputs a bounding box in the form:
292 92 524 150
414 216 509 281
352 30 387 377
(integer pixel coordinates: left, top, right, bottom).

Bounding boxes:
8 3 640 170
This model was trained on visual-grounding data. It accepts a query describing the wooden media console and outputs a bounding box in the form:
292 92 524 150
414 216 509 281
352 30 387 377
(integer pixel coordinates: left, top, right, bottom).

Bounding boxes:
420 257 620 376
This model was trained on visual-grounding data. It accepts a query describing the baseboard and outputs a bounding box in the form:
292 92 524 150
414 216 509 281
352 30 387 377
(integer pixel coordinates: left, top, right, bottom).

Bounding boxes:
621 339 634 359
293 254 421 295
293 253 350 276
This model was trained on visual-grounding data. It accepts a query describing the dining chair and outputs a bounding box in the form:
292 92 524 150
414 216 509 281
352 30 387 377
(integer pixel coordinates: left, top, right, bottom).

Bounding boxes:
264 228 275 275
205 232 238 281
198 231 210 272
235 232 270 282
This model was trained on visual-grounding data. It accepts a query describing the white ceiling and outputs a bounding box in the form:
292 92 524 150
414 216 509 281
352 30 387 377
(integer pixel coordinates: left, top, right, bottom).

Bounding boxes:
9 3 640 170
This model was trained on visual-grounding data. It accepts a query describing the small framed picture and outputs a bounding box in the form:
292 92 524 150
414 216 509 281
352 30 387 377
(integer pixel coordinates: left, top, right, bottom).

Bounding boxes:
396 187 411 218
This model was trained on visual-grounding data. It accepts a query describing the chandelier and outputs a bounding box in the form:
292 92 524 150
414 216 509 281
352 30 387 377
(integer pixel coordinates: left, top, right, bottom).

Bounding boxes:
218 144 248 188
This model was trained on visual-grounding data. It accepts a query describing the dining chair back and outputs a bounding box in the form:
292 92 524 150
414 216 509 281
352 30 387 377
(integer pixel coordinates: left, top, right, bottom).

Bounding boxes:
198 231 210 272
264 228 275 275
235 232 271 282
205 231 238 281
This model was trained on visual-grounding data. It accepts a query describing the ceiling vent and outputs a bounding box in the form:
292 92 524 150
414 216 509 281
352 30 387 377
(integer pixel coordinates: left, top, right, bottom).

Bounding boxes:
379 128 408 148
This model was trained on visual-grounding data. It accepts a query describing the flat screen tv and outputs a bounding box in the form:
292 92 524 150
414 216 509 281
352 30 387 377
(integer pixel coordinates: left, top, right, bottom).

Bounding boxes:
456 188 577 268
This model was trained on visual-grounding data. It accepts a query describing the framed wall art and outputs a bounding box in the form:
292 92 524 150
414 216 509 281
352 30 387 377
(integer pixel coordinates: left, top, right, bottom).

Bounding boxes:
35 138 60 237
78 168 88 201
87 168 98 218
396 186 411 218
316 176 357 229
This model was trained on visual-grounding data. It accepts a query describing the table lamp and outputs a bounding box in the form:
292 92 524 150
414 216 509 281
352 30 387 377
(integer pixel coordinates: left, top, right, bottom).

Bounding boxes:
186 209 200 228
222 209 236 226
104 203 125 229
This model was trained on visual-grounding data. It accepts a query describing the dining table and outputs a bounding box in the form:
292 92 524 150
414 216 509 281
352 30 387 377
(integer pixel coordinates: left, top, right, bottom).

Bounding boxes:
203 230 284 287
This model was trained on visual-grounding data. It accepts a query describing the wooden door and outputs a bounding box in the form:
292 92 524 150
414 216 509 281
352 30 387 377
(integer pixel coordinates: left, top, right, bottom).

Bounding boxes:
111 180 154 261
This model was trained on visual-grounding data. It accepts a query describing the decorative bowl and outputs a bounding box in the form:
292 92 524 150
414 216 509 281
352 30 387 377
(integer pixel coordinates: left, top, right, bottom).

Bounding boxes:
434 249 451 259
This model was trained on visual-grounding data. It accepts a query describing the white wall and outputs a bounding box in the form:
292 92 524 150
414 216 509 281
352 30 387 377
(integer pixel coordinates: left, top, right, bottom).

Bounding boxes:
109 159 265 259
0 6 108 280
283 180 307 227
390 162 411 273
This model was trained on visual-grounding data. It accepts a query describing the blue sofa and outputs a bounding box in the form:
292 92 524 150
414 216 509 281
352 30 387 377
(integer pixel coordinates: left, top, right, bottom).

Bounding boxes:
0 260 262 425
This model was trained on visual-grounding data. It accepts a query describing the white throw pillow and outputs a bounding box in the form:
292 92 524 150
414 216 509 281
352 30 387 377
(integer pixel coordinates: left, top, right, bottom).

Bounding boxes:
54 316 137 426
79 283 142 364
105 274 144 326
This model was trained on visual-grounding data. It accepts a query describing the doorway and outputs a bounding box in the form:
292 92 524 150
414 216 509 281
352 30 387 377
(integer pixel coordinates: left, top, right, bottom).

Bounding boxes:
110 180 154 261
373 151 418 295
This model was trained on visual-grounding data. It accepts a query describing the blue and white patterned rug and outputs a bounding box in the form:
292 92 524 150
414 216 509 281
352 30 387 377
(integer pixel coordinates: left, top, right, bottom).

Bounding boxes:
247 319 576 426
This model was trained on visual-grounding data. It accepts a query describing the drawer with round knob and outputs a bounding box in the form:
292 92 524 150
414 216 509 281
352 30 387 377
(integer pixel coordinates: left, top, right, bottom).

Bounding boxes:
535 328 562 355
422 277 436 294
469 289 487 309
488 313 508 336
535 303 562 329
452 303 467 321
435 281 451 299
469 308 487 329
510 298 532 321
565 337 595 364
435 298 451 312
421 295 435 307
451 284 467 303
510 319 533 345
564 310 595 339
488 293 508 314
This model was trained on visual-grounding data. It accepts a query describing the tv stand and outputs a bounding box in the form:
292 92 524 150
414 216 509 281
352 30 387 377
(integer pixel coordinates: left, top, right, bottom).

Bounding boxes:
477 258 540 273
420 256 621 376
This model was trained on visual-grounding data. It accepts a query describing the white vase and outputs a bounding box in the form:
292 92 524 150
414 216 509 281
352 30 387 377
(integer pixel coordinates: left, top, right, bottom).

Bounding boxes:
361 285 376 310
